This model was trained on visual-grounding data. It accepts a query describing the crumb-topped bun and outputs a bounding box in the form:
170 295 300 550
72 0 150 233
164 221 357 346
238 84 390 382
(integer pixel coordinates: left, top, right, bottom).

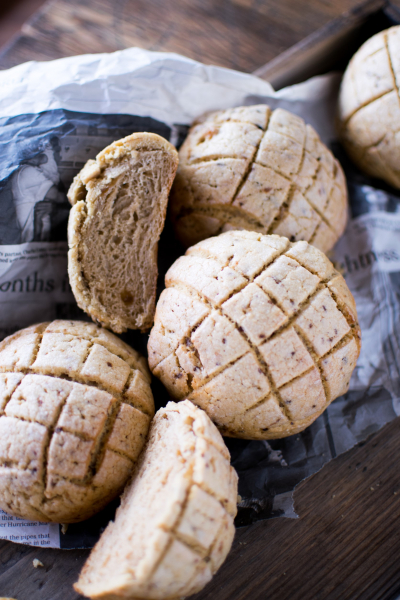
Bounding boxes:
170 105 347 252
68 132 179 333
0 320 154 523
338 26 400 188
75 400 238 600
148 231 361 440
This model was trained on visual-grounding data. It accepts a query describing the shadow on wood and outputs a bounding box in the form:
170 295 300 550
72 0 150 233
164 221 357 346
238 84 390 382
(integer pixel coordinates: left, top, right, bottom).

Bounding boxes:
1 415 400 600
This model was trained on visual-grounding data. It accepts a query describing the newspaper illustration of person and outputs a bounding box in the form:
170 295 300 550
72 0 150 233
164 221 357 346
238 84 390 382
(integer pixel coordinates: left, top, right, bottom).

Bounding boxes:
11 136 69 243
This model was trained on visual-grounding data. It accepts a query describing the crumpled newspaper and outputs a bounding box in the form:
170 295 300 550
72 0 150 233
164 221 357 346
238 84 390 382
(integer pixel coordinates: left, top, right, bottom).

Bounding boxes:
0 48 398 547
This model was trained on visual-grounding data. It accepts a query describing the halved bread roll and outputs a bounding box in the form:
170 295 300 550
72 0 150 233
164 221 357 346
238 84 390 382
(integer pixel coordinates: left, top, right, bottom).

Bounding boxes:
68 133 179 333
75 400 238 600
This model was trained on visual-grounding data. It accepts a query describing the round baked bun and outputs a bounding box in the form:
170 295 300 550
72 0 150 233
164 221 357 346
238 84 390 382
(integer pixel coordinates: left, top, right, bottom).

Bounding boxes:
75 400 238 600
170 105 348 253
148 231 361 440
0 320 154 523
338 26 400 188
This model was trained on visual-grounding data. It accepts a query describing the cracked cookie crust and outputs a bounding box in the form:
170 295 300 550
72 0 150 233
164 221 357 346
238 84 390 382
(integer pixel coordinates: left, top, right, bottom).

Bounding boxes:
0 320 154 523
338 26 400 189
170 105 347 252
74 400 238 600
148 231 361 440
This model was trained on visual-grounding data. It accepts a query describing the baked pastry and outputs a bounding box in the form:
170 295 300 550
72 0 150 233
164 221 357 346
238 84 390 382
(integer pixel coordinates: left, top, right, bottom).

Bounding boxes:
148 231 361 439
170 105 347 252
0 320 154 523
68 132 179 333
338 26 400 188
75 400 238 600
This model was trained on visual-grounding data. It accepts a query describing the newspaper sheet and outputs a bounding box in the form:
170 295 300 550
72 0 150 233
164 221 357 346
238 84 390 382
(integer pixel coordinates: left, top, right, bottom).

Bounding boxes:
0 50 398 546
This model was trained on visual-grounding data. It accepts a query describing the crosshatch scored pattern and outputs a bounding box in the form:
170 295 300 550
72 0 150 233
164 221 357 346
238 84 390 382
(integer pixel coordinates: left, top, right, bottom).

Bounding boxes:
0 320 154 523
339 25 400 189
76 401 238 600
149 231 361 440
170 105 347 252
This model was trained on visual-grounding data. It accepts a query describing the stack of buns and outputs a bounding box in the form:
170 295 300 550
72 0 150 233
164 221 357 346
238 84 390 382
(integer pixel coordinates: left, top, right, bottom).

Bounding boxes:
3 38 388 592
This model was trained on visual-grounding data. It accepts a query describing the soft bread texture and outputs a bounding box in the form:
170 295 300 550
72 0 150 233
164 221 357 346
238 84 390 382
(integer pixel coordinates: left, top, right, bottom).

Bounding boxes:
148 231 361 440
338 26 400 188
68 133 179 333
170 105 347 252
75 400 238 600
0 320 154 523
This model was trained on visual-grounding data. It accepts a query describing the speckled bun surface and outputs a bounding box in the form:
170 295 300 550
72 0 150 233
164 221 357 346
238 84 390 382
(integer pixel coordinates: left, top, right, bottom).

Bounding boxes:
0 320 154 523
148 231 361 440
75 400 237 600
170 105 348 252
338 26 400 188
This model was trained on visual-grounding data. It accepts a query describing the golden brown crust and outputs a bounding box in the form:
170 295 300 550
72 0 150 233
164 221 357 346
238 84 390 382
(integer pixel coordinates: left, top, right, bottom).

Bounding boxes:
74 400 237 600
148 231 361 440
170 105 348 251
338 26 400 188
0 320 154 523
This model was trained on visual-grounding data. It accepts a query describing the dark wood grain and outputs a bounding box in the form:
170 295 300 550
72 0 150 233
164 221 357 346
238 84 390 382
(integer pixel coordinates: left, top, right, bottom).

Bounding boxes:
254 0 387 87
193 415 400 600
0 0 46 48
1 416 400 600
0 0 388 75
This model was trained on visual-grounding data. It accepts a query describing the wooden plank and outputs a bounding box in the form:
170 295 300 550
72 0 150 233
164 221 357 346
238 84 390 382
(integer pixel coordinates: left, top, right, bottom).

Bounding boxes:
253 0 386 88
0 0 46 49
1 415 400 599
0 542 87 600
194 415 400 600
0 0 385 73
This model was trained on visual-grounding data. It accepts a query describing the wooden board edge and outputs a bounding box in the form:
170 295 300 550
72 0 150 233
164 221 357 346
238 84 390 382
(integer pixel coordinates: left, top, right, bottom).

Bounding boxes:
253 0 386 89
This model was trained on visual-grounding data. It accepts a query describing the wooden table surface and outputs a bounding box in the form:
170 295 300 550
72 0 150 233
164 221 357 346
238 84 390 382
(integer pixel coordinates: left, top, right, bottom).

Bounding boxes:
1 1 400 599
